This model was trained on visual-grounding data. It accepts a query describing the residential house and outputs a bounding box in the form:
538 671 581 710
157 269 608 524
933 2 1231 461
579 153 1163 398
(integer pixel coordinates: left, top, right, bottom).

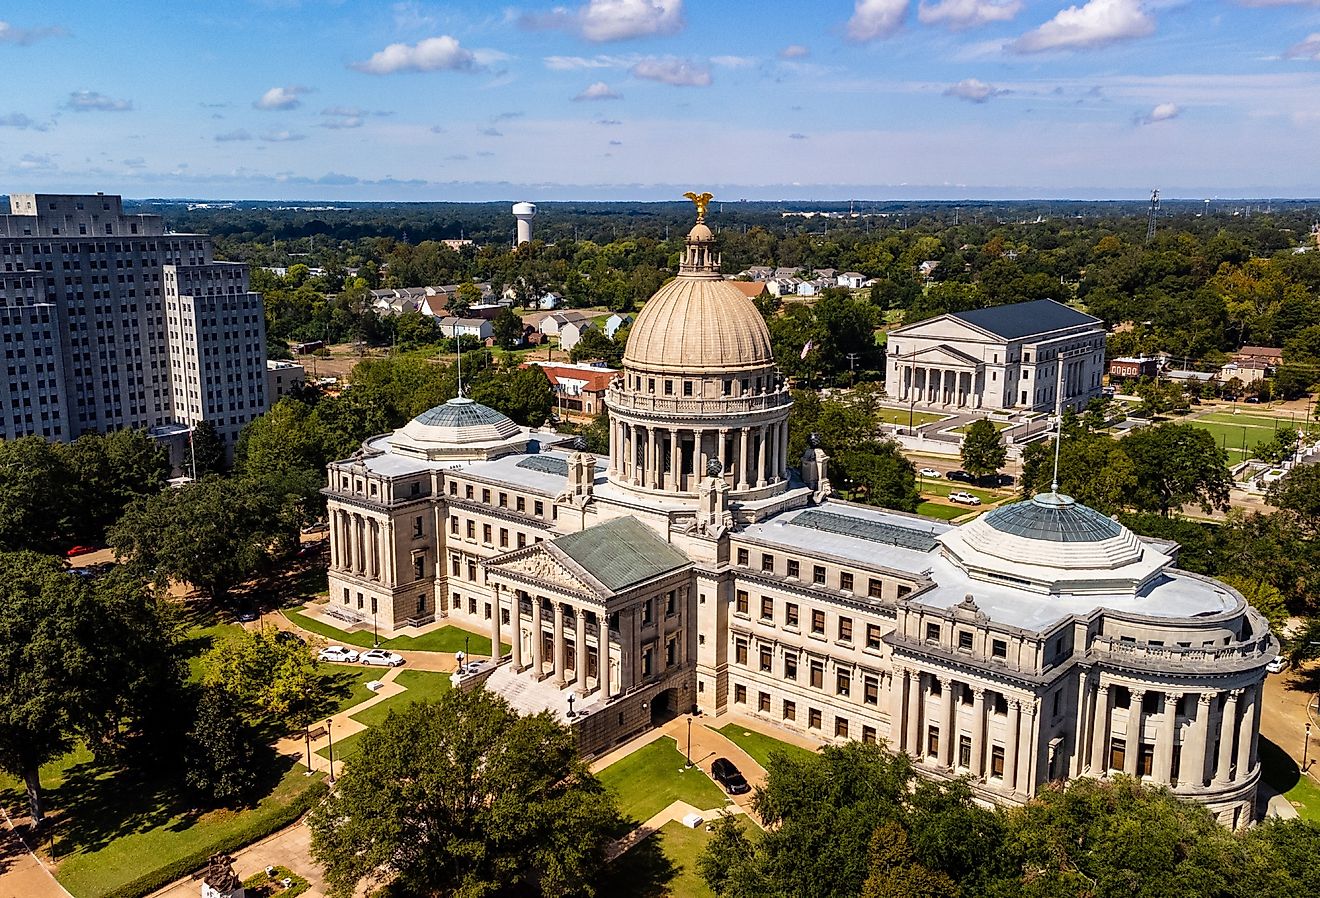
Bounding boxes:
743 265 774 281
558 321 595 353
1107 357 1159 380
837 271 867 289
529 361 617 419
1218 360 1268 385
604 313 632 338
436 317 494 341
772 266 803 280
537 292 564 310
1233 346 1282 369
766 278 800 297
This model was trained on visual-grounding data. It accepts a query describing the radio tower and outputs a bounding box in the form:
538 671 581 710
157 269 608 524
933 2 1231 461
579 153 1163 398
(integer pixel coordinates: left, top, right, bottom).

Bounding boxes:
1145 188 1160 243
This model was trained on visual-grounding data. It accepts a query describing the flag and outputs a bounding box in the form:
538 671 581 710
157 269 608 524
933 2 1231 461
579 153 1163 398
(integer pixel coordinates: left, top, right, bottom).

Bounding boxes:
800 340 813 360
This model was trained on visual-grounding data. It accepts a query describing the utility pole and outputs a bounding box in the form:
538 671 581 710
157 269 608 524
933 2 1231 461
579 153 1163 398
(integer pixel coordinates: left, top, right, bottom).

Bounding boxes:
1146 188 1160 244
845 352 860 386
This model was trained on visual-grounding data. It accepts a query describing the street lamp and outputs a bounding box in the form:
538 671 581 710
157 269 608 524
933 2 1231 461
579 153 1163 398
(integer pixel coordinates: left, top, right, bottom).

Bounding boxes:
303 726 314 776
371 596 379 648
1306 722 1313 773
464 635 471 662
326 718 336 786
685 716 693 769
567 694 576 719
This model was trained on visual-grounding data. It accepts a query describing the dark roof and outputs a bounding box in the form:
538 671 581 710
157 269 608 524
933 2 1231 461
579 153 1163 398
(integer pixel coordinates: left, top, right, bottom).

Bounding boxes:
553 517 690 593
984 492 1122 543
950 300 1099 340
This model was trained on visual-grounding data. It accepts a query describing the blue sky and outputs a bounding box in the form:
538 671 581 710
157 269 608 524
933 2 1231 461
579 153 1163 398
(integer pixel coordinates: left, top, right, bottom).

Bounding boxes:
3 1 1320 200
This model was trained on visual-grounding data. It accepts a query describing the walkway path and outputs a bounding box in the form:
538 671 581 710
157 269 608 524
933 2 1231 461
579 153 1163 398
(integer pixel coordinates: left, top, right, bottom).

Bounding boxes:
145 821 332 898
604 800 750 863
0 807 72 898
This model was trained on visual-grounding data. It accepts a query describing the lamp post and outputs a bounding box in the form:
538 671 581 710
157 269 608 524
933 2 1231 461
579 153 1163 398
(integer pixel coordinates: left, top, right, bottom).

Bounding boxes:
326 718 336 786
685 716 693 769
371 596 379 648
567 694 576 719
1305 722 1313 773
464 635 471 663
303 726 314 776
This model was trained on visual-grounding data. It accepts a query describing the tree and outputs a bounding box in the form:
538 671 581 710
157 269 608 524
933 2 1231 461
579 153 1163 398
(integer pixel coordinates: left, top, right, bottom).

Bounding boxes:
861 822 959 898
959 419 1006 482
190 421 227 476
1253 426 1298 465
1119 423 1232 515
1268 463 1320 533
110 476 282 601
183 684 267 804
471 364 554 427
202 626 323 726
492 306 525 350
0 437 70 552
1020 430 1137 513
308 690 621 898
837 442 921 512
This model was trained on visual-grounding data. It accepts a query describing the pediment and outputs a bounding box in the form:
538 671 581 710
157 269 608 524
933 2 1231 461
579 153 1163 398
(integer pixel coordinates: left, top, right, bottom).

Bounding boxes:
892 315 998 343
484 546 604 598
905 344 984 368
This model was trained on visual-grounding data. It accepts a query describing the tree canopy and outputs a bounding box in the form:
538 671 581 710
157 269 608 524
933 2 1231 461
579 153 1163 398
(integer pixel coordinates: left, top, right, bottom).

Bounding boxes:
959 419 1007 481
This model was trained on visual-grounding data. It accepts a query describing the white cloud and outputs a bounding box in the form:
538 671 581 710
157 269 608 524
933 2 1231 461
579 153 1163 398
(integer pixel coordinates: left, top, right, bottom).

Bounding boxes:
944 77 1009 102
1011 0 1154 53
520 0 684 42
846 0 909 42
630 56 711 87
574 81 622 100
1138 101 1180 123
0 112 49 131
255 86 310 110
779 44 810 59
544 54 633 70
918 0 1022 29
1285 32 1320 60
66 91 133 112
17 153 56 171
711 55 755 68
352 35 479 74
214 129 254 142
260 130 306 142
0 20 67 45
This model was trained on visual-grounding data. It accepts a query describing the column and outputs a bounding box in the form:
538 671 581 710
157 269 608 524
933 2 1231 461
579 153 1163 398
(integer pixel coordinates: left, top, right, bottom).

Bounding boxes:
756 424 768 487
330 511 340 569
531 597 544 675
1156 692 1180 783
1090 683 1110 775
490 586 502 661
718 428 729 480
1071 673 1092 777
1018 701 1037 793
971 688 987 778
905 671 922 755
940 679 956 768
1184 693 1211 788
781 421 790 479
692 428 703 486
1236 685 1256 779
575 605 588 694
1125 691 1143 776
510 593 523 671
668 427 679 491
1215 690 1240 785
889 667 907 752
1005 699 1021 791
737 428 750 490
370 520 380 580
553 602 567 687
384 520 395 585
769 423 780 483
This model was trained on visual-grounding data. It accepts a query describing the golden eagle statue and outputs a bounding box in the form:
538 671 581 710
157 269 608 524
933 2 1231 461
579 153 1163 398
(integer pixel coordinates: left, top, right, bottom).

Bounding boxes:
683 191 713 222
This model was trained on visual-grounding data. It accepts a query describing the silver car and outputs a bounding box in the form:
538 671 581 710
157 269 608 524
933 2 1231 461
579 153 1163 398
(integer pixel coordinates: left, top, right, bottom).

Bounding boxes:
318 645 360 663
360 649 405 667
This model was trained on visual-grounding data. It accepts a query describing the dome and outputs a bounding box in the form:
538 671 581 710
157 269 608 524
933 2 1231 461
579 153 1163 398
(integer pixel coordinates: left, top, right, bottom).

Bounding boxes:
623 276 775 374
982 492 1123 543
387 397 529 461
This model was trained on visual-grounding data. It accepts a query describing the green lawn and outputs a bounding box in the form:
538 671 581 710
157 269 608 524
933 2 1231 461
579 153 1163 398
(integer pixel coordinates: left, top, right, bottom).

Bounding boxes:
286 605 507 655
917 502 971 520
598 816 758 898
1259 737 1320 824
318 670 453 760
598 737 729 824
918 480 1001 503
712 723 815 769
949 420 1013 434
874 407 947 428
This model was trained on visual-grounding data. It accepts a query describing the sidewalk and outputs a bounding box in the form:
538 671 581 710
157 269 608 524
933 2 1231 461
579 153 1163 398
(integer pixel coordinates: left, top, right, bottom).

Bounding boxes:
273 665 408 779
145 822 329 898
0 808 71 898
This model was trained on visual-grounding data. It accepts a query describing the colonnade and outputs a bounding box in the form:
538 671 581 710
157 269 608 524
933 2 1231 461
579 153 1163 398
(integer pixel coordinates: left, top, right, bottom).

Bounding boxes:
330 507 395 584
889 667 1036 793
897 365 982 409
609 419 790 493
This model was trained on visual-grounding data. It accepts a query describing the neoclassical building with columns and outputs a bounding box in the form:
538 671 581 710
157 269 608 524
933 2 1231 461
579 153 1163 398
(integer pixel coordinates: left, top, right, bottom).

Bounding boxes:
321 205 1275 827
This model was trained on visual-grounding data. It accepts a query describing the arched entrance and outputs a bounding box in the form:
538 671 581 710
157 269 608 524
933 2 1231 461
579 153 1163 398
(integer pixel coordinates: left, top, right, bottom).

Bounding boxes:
650 688 679 726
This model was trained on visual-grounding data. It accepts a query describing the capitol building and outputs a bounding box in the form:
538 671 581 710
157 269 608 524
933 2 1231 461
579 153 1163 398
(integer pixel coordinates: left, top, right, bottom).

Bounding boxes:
322 204 1276 827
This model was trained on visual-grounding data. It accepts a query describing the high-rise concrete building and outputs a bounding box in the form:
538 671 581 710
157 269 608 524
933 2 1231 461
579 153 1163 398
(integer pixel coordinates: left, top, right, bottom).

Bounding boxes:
0 192 267 449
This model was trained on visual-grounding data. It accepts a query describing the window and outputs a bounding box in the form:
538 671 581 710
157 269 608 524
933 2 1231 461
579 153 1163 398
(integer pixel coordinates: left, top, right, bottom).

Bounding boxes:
810 660 824 689
925 622 941 644
958 631 974 651
499 528 509 548
498 492 507 508
991 638 1007 659
993 692 1008 715
868 578 883 599
927 726 940 758
761 596 774 621
835 717 849 738
1138 743 1154 777
683 381 694 397
1113 686 1131 710
1108 738 1126 772
734 684 746 704
482 489 490 504
813 565 826 585
840 572 853 592
838 617 853 642
642 599 653 625
862 726 877 744
761 553 774 573
808 708 822 729
759 646 772 672
811 609 825 634
1141 692 1159 714
897 585 912 599
666 590 677 615
866 624 882 650
1052 690 1063 719
736 590 749 614
735 639 748 665
534 500 544 516
785 603 799 628
864 675 878 705
836 669 850 696
991 746 1005 778
482 524 492 544
753 690 769 712
958 735 972 769
412 555 425 581
784 654 797 680
450 515 459 535
784 700 796 721
466 520 476 539
516 496 525 512
413 516 424 538
736 548 749 566
787 559 800 578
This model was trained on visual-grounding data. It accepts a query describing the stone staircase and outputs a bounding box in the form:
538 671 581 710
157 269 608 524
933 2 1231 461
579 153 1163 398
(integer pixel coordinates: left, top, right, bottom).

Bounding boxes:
483 663 604 723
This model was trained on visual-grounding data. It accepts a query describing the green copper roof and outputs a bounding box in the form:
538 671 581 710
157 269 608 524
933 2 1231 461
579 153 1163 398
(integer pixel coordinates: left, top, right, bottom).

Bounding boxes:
553 517 691 593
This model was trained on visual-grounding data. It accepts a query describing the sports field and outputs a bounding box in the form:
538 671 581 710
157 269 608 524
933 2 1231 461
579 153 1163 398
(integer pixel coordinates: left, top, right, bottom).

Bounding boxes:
1185 411 1316 462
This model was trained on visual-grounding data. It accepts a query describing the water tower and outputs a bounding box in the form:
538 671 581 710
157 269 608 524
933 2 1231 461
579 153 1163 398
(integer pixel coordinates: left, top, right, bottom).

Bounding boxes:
512 202 536 246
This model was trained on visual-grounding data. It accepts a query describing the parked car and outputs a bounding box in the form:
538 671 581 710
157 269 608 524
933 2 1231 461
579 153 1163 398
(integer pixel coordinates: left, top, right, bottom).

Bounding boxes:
711 757 750 795
360 648 405 667
949 491 982 505
297 539 326 558
918 468 941 479
946 470 974 483
1266 656 1289 674
235 606 259 623
65 545 98 558
301 521 329 534
318 645 360 663
1245 397 1261 404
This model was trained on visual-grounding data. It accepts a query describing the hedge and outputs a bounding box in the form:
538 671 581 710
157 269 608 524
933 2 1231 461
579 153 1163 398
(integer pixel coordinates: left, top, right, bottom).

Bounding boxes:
93 781 328 898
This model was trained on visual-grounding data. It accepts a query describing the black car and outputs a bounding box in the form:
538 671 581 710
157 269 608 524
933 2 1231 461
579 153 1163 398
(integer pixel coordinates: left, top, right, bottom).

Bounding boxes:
947 470 974 483
711 757 750 795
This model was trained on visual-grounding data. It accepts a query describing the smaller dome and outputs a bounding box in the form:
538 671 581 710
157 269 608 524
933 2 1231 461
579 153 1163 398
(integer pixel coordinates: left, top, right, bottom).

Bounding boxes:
687 221 713 241
388 397 528 460
982 492 1123 543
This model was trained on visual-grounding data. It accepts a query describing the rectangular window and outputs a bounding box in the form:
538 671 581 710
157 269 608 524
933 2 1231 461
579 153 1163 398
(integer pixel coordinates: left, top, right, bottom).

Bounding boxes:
838 617 853 642
784 700 796 721
759 646 772 672
864 675 878 705
835 717 849 739
734 684 746 704
736 590 749 614
991 638 1007 659
1138 743 1155 777
482 524 492 544
466 520 476 539
761 553 774 573
534 500 544 516
1109 738 1126 772
958 631 974 651
868 578 883 599
809 708 822 729
813 565 826 585
1113 686 1131 710
991 745 1005 778
482 489 490 504
413 515 424 538
810 661 824 689
758 691 771 712
787 559 800 579
958 735 972 769
516 496 525 512
499 528 509 548
785 603 799 628
836 669 850 696
784 654 797 680
811 609 825 634
927 726 940 758
862 726 876 745
761 596 773 621
866 624 882 650
736 548 749 565
735 639 748 665
642 599 653 624
840 572 854 592
413 556 425 581
925 622 941 643
450 515 459 535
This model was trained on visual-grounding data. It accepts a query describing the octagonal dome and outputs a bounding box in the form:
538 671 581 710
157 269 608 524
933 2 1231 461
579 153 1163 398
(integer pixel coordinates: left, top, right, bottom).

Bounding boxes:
388 397 529 461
